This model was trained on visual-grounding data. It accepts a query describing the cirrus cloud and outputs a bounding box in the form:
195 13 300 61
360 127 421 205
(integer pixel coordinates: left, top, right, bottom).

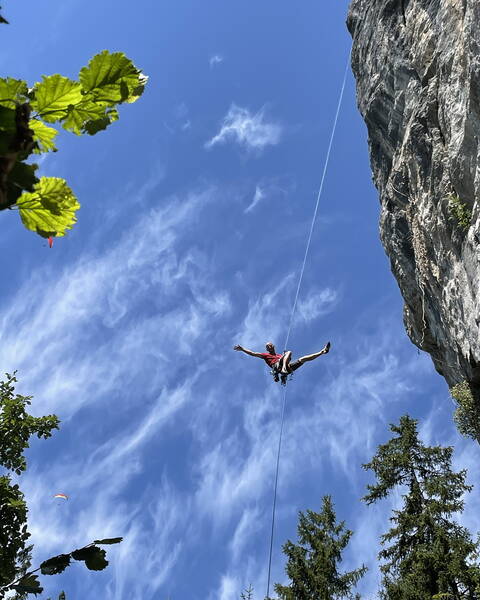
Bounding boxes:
205 104 282 152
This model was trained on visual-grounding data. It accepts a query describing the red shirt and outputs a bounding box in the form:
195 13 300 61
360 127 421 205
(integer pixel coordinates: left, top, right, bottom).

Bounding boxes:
259 352 283 367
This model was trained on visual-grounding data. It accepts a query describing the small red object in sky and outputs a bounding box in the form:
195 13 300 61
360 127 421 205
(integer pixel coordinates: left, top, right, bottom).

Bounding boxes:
48 236 53 248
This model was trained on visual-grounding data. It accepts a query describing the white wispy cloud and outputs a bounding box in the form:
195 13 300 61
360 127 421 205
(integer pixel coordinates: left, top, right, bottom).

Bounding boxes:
235 278 339 350
2 185 233 599
108 481 186 600
0 188 227 417
245 185 266 214
209 54 224 68
244 177 293 214
217 574 239 600
310 345 412 477
295 287 339 323
235 274 295 348
172 103 192 132
229 506 262 562
205 105 282 151
174 102 189 119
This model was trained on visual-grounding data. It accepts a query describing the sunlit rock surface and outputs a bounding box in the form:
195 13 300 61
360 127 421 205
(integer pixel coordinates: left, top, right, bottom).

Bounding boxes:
347 0 480 392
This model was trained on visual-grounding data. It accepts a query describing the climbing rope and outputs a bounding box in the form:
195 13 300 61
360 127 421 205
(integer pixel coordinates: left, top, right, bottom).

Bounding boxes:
265 384 288 599
265 54 350 600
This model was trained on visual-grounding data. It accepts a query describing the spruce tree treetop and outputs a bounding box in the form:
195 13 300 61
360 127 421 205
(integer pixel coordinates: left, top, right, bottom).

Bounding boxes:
363 415 480 600
273 495 366 600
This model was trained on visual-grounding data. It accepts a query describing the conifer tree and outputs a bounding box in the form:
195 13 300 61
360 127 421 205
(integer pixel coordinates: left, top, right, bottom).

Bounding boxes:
273 495 366 599
363 415 480 600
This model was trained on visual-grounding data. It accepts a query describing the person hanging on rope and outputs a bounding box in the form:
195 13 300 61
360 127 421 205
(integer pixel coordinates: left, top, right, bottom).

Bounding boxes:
233 340 331 385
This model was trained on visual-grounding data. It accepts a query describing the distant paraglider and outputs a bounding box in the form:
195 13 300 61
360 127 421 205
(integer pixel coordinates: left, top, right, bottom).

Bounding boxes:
53 493 68 501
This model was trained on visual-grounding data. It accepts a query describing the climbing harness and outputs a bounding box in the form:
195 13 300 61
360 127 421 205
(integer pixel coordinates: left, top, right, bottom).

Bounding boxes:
265 53 350 600
270 368 292 386
269 353 294 385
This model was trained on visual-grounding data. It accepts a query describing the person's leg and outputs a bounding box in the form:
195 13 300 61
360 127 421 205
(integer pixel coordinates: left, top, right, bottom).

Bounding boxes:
297 342 331 364
280 351 292 373
288 359 303 373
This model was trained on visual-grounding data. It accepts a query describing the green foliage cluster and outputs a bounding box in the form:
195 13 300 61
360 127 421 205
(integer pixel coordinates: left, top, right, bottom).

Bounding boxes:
9 538 123 597
447 194 472 231
451 381 480 442
0 51 147 238
363 415 480 599
0 373 59 475
0 372 59 596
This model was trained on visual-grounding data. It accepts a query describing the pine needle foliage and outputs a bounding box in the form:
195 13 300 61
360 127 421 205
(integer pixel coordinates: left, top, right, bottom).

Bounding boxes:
273 496 367 600
240 584 254 599
363 415 480 600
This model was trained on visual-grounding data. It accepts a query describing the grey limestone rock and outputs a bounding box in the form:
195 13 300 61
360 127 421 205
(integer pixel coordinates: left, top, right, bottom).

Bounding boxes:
347 0 480 394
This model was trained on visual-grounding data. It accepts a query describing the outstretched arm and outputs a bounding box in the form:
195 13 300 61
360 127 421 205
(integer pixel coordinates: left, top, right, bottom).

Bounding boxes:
233 344 264 358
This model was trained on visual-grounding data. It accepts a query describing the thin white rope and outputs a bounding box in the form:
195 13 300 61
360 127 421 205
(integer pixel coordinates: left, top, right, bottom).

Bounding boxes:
283 57 350 352
265 384 288 598
265 54 350 600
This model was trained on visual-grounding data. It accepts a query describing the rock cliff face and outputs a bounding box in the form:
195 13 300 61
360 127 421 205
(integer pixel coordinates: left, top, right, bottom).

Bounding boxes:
347 0 480 393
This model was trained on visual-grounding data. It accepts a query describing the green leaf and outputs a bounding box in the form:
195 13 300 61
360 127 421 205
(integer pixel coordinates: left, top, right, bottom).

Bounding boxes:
0 77 28 108
0 105 17 153
0 104 16 131
40 553 71 575
62 97 108 135
79 50 147 105
93 537 123 545
8 497 26 507
30 119 58 153
9 161 38 192
124 74 148 104
31 75 82 122
82 116 110 135
12 574 43 595
84 108 119 135
16 176 80 237
71 545 108 570
6 160 39 205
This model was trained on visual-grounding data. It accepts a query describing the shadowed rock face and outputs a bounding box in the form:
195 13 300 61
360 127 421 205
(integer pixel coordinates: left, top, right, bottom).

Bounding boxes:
347 0 480 391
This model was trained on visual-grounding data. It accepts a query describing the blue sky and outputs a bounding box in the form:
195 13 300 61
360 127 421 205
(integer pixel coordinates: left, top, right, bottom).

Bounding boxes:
2 1 480 599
